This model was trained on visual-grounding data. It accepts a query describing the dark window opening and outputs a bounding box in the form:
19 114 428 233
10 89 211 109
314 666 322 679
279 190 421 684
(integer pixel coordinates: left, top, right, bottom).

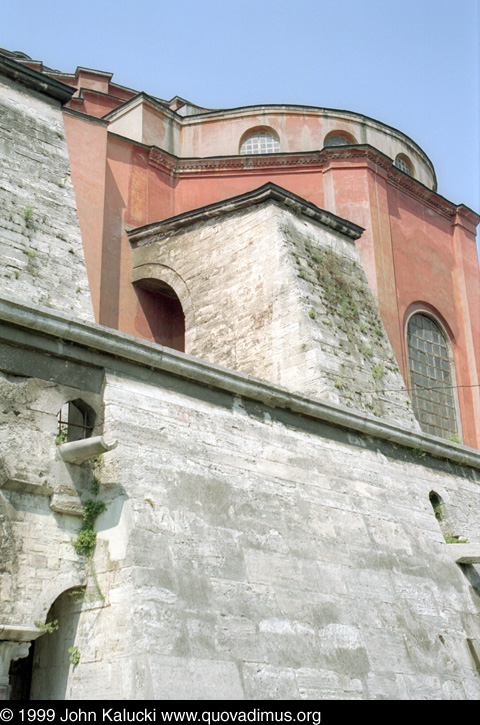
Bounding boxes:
429 491 444 521
8 643 34 700
57 400 95 443
134 279 185 352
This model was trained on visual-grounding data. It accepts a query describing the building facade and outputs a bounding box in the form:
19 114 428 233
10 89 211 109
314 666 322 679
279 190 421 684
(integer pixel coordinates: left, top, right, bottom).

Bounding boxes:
1 49 480 700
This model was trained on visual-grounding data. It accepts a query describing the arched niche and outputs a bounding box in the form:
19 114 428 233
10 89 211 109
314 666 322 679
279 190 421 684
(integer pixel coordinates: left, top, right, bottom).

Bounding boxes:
132 264 195 352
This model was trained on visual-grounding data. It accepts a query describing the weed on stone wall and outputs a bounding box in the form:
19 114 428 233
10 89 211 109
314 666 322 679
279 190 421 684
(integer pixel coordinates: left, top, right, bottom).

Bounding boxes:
72 457 107 601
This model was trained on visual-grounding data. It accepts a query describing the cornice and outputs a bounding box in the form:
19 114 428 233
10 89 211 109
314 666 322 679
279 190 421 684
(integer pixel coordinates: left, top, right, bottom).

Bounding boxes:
147 145 468 221
0 52 74 104
127 182 364 246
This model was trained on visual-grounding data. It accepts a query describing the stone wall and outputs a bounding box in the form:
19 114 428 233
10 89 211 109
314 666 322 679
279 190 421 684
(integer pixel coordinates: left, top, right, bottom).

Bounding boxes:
130 190 418 429
1 302 479 700
0 74 93 321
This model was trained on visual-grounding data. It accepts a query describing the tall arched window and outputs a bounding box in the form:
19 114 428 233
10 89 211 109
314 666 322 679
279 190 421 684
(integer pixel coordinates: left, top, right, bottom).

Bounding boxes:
407 313 459 438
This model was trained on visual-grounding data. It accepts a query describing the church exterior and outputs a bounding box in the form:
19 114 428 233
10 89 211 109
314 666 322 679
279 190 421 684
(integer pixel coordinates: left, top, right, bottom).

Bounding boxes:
0 48 480 700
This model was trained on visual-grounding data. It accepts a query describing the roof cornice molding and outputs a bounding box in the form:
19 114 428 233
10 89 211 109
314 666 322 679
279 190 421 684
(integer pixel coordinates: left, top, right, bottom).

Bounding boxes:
146 144 468 221
0 52 74 104
103 92 182 124
127 182 364 246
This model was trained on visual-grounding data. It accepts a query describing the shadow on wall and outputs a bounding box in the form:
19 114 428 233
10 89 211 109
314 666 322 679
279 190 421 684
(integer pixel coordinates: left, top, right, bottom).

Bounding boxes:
134 280 185 351
26 587 85 700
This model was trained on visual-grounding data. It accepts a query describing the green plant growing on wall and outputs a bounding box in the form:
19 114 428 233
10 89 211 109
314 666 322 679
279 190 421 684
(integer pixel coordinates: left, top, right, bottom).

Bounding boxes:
447 434 462 445
23 206 34 224
34 619 59 634
444 533 469 544
372 364 385 381
55 428 68 446
73 499 107 558
68 646 81 666
308 309 316 319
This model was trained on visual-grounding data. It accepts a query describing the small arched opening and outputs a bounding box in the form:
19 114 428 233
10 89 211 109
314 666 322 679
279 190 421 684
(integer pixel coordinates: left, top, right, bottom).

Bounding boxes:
323 131 356 147
57 399 96 443
429 490 444 522
134 278 185 352
394 153 414 177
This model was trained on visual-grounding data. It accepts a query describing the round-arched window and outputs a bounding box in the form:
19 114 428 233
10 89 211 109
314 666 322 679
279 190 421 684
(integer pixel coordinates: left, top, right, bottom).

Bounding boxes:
240 130 280 155
406 313 459 438
394 154 414 177
324 132 356 147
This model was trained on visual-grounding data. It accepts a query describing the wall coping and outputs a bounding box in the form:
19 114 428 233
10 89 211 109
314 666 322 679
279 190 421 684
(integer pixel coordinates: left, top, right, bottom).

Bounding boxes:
1 295 480 471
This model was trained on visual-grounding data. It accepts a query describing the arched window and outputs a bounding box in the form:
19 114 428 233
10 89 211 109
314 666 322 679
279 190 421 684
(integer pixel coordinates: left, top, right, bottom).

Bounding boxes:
57 400 95 443
240 129 280 155
394 154 414 177
324 131 356 147
407 313 459 438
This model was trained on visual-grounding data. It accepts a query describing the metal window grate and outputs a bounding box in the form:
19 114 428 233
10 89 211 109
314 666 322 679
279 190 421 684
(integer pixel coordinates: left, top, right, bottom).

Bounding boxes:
57 402 93 443
407 314 458 438
240 132 280 155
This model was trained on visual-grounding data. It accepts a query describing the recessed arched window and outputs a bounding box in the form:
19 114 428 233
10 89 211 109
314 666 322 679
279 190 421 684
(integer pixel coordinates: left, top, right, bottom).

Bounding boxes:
57 400 95 443
134 279 185 352
407 313 459 438
324 131 356 147
394 154 414 177
240 129 280 155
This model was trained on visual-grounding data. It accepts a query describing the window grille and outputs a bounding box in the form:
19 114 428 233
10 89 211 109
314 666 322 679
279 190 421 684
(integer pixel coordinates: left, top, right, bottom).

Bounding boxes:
324 134 352 147
57 401 94 443
240 131 280 155
394 155 413 176
407 314 458 438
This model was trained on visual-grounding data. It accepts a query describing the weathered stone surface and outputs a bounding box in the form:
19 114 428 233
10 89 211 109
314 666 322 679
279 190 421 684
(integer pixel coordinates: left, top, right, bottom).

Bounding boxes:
130 194 418 429
1 63 480 702
0 75 94 321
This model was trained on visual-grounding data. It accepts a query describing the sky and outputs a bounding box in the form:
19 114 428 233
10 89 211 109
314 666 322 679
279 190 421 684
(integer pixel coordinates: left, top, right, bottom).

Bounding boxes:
1 0 479 211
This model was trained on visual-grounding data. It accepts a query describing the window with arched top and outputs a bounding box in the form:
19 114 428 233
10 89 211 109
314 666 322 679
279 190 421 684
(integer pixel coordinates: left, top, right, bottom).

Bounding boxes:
134 279 185 352
324 131 356 147
407 313 459 438
57 400 95 443
394 154 414 177
240 129 280 155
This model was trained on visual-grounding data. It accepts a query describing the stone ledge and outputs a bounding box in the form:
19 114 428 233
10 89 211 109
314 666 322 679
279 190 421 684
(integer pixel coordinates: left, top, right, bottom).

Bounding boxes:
0 625 44 642
1 294 480 470
445 543 480 564
0 477 53 497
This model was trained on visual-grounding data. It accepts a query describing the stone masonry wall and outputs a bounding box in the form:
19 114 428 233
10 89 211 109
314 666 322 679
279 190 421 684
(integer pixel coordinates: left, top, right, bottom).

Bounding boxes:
11 350 478 700
0 75 93 320
131 200 418 429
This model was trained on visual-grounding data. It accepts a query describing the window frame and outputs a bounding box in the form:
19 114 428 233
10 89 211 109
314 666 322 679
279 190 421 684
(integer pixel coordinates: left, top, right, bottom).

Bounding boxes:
239 128 280 155
323 131 356 148
405 310 462 440
394 153 414 177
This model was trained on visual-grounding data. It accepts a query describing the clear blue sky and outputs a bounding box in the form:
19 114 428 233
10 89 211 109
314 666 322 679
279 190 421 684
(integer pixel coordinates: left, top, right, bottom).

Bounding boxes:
1 0 479 211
